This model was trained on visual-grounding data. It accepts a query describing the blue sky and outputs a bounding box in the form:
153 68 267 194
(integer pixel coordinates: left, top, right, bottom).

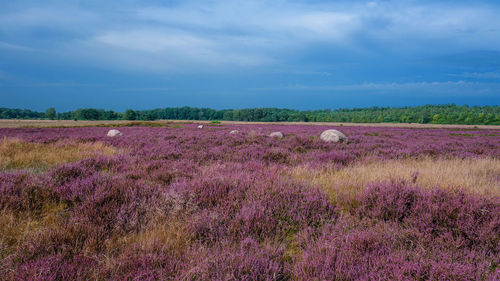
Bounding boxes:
0 0 499 111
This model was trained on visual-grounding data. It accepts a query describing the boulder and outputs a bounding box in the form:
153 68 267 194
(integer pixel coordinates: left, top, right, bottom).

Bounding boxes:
107 129 123 137
320 129 348 143
269 131 284 138
197 125 204 129
229 130 239 135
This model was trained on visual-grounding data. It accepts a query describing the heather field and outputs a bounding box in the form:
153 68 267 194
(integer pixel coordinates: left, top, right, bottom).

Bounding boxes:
0 124 499 280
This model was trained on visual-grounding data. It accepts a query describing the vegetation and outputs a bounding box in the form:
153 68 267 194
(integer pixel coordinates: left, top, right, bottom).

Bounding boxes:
1 104 499 124
0 138 118 172
44 107 56 120
0 125 499 279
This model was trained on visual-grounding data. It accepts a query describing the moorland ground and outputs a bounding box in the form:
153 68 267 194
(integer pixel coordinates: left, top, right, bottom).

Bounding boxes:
0 122 499 280
1 119 499 129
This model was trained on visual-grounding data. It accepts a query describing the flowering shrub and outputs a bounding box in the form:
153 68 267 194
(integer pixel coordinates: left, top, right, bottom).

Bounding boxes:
0 125 498 280
183 238 289 280
357 182 500 256
294 183 500 280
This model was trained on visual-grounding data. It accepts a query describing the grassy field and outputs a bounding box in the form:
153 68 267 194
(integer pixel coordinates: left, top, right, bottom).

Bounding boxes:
0 123 499 280
0 138 119 172
1 119 499 129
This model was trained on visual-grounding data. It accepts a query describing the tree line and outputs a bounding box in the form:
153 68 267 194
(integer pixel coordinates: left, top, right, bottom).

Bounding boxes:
0 104 499 125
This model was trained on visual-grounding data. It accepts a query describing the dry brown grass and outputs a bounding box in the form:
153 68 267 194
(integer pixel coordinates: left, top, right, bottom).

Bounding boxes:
108 219 191 255
290 157 500 204
100 216 191 276
0 211 27 259
0 201 67 260
0 119 190 128
0 138 119 171
0 119 498 129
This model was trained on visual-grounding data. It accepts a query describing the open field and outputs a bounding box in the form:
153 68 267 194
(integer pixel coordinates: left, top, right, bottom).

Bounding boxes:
0 124 499 280
1 119 499 129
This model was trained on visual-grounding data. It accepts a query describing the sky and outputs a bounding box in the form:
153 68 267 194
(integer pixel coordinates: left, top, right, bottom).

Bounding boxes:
0 0 499 111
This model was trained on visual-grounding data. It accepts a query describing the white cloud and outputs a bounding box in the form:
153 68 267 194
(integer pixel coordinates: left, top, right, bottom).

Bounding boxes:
112 87 172 92
135 3 362 44
330 81 473 91
73 2 366 71
0 6 100 33
1 0 500 72
451 71 500 79
81 28 273 71
29 82 105 88
257 80 500 96
0 40 33 51
280 12 359 38
94 30 211 53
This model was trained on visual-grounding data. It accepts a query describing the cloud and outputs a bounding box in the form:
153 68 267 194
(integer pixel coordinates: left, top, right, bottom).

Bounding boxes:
134 2 363 48
254 80 500 96
94 29 210 53
76 31 273 72
112 87 172 92
450 71 500 79
0 6 102 48
28 82 105 88
327 81 476 91
1 0 500 73
0 40 33 51
285 11 359 38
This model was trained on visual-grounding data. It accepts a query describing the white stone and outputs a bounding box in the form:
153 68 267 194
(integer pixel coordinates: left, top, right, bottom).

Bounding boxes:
229 130 239 135
197 125 204 129
269 131 284 138
320 129 348 143
107 129 123 137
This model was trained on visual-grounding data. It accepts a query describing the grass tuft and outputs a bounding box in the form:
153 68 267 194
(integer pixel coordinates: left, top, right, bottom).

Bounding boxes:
290 157 500 207
0 138 119 171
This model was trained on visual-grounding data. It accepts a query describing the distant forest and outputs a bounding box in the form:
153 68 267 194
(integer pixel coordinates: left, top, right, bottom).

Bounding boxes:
1 105 499 125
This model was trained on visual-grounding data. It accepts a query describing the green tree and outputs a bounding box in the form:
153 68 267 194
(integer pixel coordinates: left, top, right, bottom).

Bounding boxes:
74 108 100 120
45 107 56 120
124 109 137 120
431 114 440 124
